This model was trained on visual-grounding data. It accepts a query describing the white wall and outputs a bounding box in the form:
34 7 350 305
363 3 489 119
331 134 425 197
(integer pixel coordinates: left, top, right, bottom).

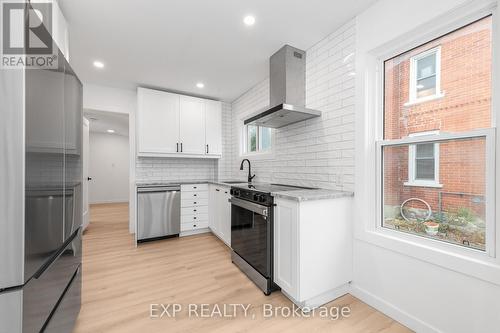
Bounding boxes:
229 21 356 191
353 0 500 332
89 132 129 204
84 84 136 115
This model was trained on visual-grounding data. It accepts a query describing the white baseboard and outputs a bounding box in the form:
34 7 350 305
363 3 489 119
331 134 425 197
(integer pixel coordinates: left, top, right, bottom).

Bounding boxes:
349 284 440 333
282 284 350 310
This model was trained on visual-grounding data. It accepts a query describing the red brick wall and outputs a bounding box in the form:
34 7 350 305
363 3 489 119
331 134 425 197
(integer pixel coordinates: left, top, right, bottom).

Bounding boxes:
383 16 491 219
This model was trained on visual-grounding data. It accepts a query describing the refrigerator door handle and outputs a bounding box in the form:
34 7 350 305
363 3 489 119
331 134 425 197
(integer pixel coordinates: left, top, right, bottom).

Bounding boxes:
33 229 79 280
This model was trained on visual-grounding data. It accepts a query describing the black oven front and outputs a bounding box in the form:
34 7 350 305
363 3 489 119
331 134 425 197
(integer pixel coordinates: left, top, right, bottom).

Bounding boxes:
230 196 277 295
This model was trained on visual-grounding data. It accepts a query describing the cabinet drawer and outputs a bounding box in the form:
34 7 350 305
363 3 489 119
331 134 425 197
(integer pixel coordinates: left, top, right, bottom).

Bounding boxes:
181 206 208 215
181 191 208 200
181 198 208 207
181 221 208 231
181 184 208 192
181 213 208 224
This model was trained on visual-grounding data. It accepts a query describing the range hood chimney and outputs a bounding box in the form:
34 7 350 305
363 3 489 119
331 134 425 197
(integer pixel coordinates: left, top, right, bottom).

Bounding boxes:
244 45 321 128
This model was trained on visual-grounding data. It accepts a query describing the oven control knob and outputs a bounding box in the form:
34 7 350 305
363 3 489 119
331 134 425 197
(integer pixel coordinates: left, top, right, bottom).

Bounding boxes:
234 189 240 196
259 196 267 203
253 193 260 201
230 189 234 195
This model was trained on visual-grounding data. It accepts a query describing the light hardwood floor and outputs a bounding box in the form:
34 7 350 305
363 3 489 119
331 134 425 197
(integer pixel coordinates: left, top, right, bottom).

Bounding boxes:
74 203 411 333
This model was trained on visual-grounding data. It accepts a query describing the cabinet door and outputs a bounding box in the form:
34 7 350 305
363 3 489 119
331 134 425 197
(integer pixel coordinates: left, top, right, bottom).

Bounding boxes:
274 199 299 299
137 88 179 154
215 189 224 240
208 185 217 233
221 189 231 246
179 96 205 154
205 100 222 155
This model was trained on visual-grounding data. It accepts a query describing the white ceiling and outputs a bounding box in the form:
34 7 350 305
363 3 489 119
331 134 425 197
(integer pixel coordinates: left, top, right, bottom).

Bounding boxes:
59 0 376 102
84 109 129 137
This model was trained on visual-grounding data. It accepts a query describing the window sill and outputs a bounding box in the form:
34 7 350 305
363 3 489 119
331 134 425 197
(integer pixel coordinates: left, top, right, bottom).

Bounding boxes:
403 181 443 188
404 92 445 107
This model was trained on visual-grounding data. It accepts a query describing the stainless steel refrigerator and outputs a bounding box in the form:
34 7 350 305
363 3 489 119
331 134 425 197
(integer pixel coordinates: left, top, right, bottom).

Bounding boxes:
0 48 83 332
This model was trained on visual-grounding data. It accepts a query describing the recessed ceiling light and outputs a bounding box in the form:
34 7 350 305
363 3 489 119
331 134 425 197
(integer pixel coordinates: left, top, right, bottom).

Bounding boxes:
107 129 115 133
243 15 255 26
196 82 205 89
93 61 105 69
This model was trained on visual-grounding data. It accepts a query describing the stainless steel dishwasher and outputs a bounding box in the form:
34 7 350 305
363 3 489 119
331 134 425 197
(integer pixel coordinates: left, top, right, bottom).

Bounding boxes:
137 185 181 243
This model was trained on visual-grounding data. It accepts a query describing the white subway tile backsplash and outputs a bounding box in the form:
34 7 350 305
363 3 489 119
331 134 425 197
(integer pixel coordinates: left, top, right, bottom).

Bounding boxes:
229 19 356 191
135 157 217 183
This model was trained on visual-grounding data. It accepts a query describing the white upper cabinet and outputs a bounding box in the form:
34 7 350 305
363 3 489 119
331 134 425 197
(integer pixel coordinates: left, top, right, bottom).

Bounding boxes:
137 88 180 154
179 96 206 155
136 87 222 158
205 100 222 155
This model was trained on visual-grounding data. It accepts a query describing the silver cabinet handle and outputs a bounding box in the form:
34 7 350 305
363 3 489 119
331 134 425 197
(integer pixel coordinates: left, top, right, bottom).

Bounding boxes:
229 197 268 216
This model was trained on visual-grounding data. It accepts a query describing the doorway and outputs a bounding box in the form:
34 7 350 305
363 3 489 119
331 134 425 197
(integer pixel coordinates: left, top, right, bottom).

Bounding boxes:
83 110 130 228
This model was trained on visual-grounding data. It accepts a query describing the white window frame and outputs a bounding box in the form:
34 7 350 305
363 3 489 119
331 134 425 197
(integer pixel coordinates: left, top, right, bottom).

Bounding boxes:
406 47 445 106
354 2 500 285
404 130 442 188
240 122 275 159
377 129 495 256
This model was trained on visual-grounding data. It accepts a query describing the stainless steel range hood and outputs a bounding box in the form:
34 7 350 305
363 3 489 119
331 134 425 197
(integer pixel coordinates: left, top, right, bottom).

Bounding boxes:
244 45 321 128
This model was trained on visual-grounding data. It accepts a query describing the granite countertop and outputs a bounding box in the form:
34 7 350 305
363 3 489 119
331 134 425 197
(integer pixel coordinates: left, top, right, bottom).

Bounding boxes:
135 179 248 187
136 180 353 201
270 188 354 202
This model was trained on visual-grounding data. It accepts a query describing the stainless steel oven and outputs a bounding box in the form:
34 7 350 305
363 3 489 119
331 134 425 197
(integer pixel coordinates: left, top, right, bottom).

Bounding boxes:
231 197 271 278
230 185 278 295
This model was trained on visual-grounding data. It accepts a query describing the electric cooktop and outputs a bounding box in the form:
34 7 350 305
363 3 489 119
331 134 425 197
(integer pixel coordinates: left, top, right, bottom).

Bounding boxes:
231 183 315 194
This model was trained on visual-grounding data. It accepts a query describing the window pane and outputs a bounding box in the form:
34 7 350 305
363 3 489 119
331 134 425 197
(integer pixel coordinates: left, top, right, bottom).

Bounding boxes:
416 143 434 158
384 16 492 140
247 125 257 152
383 137 486 251
259 127 272 151
416 76 436 98
417 53 436 79
415 159 435 180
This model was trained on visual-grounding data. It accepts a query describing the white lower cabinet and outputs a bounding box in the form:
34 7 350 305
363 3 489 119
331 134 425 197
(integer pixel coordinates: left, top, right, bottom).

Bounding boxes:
180 184 210 236
180 183 231 244
208 184 231 247
274 196 353 309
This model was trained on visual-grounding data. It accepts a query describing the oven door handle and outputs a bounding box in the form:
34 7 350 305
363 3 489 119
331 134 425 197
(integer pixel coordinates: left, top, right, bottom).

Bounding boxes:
229 197 268 217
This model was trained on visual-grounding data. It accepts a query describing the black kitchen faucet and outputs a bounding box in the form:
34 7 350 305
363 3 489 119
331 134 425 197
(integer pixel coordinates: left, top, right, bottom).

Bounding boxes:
240 159 255 183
